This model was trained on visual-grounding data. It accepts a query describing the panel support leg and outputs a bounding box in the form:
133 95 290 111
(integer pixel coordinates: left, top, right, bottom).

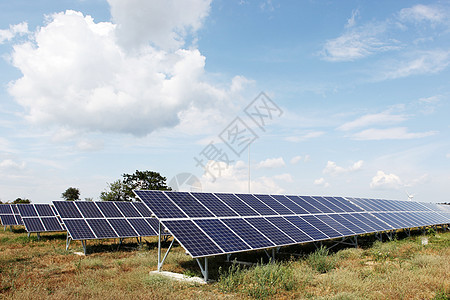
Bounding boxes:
36 232 41 240
196 257 209 282
66 234 72 250
226 253 232 262
157 221 175 272
81 240 87 255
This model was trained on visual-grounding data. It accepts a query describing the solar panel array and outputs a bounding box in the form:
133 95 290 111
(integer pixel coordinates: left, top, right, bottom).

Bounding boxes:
135 191 440 258
52 201 163 240
0 204 23 226
16 204 64 233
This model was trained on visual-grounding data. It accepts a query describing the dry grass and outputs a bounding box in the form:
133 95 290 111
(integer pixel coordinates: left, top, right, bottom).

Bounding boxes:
0 227 449 299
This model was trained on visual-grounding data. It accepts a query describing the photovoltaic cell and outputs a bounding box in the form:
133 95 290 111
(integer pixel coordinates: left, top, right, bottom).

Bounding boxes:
34 204 55 217
301 215 342 239
221 218 274 249
313 196 344 213
114 201 142 218
0 204 22 226
41 217 64 231
17 204 38 217
284 216 328 240
18 204 64 233
128 218 157 236
235 194 278 216
53 201 82 219
96 202 123 218
265 217 312 243
245 217 295 245
87 219 118 239
215 193 259 216
301 196 333 213
0 205 12 214
254 194 294 215
108 219 138 237
315 214 355 236
162 219 223 257
22 217 45 232
135 190 187 219
286 196 321 214
76 202 104 218
330 214 366 235
64 219 96 240
194 219 250 253
191 192 238 217
1 215 17 226
165 192 214 218
133 202 153 217
270 195 309 215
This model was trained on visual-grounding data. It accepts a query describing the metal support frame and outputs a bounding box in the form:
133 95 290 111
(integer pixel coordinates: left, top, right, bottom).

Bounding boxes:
313 241 323 249
66 234 72 250
36 232 41 240
328 236 358 250
81 240 87 255
385 230 395 241
196 257 209 282
157 222 176 272
404 228 411 237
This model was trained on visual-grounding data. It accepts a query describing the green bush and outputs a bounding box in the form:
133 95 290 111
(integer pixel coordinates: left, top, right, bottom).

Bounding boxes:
306 246 337 273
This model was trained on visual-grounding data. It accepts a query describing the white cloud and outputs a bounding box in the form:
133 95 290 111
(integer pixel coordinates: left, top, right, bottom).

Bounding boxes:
399 4 445 24
108 0 211 50
446 153 450 159
0 159 26 170
338 111 408 131
8 9 245 137
346 9 360 28
351 127 437 140
273 173 293 183
321 23 399 62
370 170 402 190
257 157 286 169
380 50 450 80
201 160 284 194
76 139 104 152
323 160 363 176
314 177 329 187
290 155 302 164
0 22 28 44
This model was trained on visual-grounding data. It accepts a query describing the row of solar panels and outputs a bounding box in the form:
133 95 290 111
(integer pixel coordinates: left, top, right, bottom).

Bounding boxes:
0 202 165 239
135 191 450 258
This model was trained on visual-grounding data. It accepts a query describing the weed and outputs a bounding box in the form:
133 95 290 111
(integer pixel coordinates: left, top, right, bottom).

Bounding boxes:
306 246 337 273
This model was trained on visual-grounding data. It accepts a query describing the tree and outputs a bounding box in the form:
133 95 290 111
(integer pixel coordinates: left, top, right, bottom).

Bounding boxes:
100 170 171 202
13 198 31 204
62 187 80 201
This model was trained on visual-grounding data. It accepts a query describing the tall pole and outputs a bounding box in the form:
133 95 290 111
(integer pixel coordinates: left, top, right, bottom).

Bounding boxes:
248 143 251 193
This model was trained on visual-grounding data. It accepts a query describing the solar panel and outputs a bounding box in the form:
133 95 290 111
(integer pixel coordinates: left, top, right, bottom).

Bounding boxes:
53 200 164 241
134 190 450 259
17 204 64 233
0 204 23 226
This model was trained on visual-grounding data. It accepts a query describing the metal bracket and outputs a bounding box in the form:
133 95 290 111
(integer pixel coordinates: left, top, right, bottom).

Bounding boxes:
81 240 87 255
157 222 175 272
328 236 358 250
196 257 209 282
66 234 72 250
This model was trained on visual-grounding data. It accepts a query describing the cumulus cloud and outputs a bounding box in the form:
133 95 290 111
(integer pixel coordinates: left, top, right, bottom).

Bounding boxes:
257 157 286 169
351 127 437 140
273 173 293 183
370 170 402 189
314 177 329 187
0 159 26 170
323 160 363 176
290 155 302 164
201 160 284 194
108 0 211 50
0 22 28 44
7 6 245 137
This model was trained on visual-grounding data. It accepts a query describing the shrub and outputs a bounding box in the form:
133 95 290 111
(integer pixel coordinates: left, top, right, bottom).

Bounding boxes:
306 246 337 273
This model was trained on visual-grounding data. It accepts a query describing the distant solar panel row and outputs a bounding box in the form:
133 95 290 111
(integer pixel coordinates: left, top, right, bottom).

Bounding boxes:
0 204 23 226
17 204 64 232
53 201 162 240
135 191 450 258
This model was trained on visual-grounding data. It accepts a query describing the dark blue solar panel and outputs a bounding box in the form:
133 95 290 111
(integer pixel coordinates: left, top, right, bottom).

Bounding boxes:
372 213 404 229
265 217 312 243
108 219 138 237
254 195 294 215
1 215 17 226
87 219 118 238
235 194 277 215
53 201 82 218
96 202 123 218
191 192 238 217
64 219 96 240
322 197 352 212
301 196 333 213
165 192 214 218
215 193 259 216
338 197 364 212
34 204 55 217
270 195 309 214
286 196 321 214
316 214 355 236
41 217 64 231
163 220 223 257
114 202 141 218
11 205 20 214
0 205 12 214
132 202 153 217
23 218 45 232
221 218 274 249
314 197 344 213
76 202 104 218
301 215 342 239
195 219 250 253
15 215 23 226
340 213 376 233
245 217 295 245
333 214 368 234
17 204 38 217
284 216 328 240
359 213 392 231
135 190 187 219
128 218 157 236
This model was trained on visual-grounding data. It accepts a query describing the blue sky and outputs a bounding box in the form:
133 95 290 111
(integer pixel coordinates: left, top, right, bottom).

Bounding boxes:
0 0 449 203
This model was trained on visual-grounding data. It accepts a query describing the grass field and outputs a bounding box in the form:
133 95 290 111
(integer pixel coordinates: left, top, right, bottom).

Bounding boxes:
1 227 449 299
